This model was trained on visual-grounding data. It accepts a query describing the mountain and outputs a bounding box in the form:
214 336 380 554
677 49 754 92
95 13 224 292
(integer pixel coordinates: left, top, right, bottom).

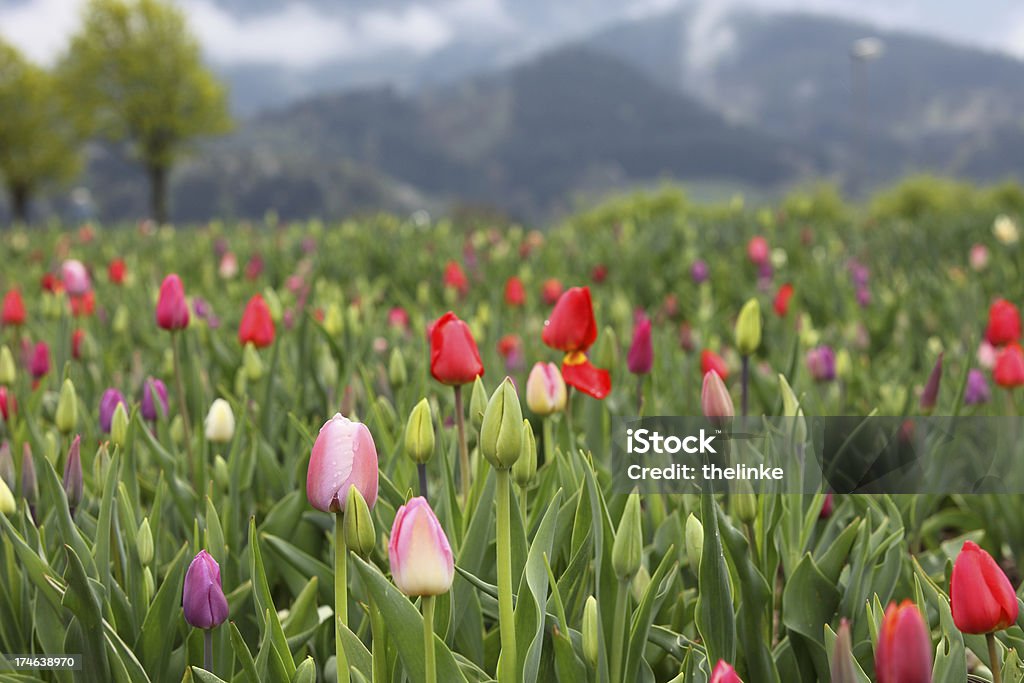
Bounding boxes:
148 46 808 222
587 7 1024 189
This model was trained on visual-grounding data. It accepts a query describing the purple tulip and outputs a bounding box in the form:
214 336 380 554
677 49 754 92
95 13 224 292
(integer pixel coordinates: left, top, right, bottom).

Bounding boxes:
806 346 836 382
183 550 229 629
140 377 169 422
964 369 991 405
99 389 126 433
856 287 871 308
849 261 870 289
63 436 83 514
627 316 653 375
690 260 709 284
919 353 943 413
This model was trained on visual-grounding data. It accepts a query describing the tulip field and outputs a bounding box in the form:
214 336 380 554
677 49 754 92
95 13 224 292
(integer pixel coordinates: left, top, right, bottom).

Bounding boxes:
1 186 1024 683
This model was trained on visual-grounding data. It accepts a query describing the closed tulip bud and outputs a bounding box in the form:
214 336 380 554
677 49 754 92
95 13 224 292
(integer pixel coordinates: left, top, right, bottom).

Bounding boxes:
55 379 78 434
262 287 283 322
204 399 235 443
388 347 407 389
778 374 807 445
831 619 857 683
2 290 26 326
919 353 943 413
238 294 275 348
429 311 484 386
213 455 229 489
875 601 932 683
0 345 15 384
612 493 643 580
61 259 91 296
0 386 13 422
99 388 126 434
323 304 343 336
137 518 154 565
730 479 757 524
0 441 13 490
525 362 567 416
388 496 454 596
63 435 83 513
627 316 653 375
711 660 743 683
344 485 376 558
43 432 57 465
835 349 853 381
951 540 1019 634
143 566 155 603
985 299 1021 347
685 513 704 569
92 443 109 485
110 403 129 447
183 550 229 629
469 375 488 431
242 343 264 381
21 445 36 507
631 564 651 601
170 415 185 445
155 274 190 331
582 596 599 668
512 420 537 488
735 298 762 356
701 370 734 422
140 377 169 422
595 325 619 374
994 343 1024 388
0 476 14 515
112 305 129 333
404 398 435 465
480 377 523 470
306 413 379 513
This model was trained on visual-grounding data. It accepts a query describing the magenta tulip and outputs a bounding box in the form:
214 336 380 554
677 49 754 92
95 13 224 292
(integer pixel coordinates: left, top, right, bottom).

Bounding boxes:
388 496 454 597
627 316 653 375
183 550 229 629
306 413 379 513
156 274 190 331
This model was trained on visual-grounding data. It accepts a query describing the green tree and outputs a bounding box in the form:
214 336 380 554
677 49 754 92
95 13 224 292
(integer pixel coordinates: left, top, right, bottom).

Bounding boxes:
0 40 80 224
61 0 231 224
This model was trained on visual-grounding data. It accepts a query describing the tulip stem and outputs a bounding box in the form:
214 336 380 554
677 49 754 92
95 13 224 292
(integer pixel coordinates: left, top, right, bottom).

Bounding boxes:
418 462 429 500
453 385 471 502
610 578 628 683
635 377 644 416
369 596 387 683
741 355 750 417
565 387 575 452
988 632 1002 683
334 515 350 683
422 595 436 683
171 331 195 486
203 629 213 673
495 468 517 683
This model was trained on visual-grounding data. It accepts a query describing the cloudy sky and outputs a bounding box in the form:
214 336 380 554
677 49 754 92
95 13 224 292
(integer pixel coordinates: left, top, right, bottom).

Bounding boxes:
1 0 1022 69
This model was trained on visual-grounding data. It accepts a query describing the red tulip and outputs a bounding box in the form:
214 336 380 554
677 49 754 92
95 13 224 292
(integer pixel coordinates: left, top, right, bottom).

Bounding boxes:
40 273 62 294
875 600 932 683
591 264 608 283
244 254 264 281
541 278 564 306
108 258 126 285
627 315 653 375
985 299 1021 347
542 287 598 353
710 660 742 683
993 343 1024 388
443 261 468 296
504 276 526 307
497 334 520 359
29 342 49 379
773 283 794 317
951 540 1019 634
562 355 611 399
2 290 26 326
71 329 85 360
238 294 275 348
819 493 834 519
387 307 410 331
0 386 14 421
156 274 190 330
429 311 483 386
747 236 769 266
69 291 95 318
701 349 729 381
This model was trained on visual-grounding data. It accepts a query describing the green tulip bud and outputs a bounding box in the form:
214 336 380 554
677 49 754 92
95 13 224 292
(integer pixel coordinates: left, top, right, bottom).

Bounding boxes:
582 596 599 668
137 517 154 565
110 403 130 448
777 374 807 446
92 442 110 485
730 479 757 525
55 378 78 434
512 420 537 488
0 476 14 515
233 368 248 397
612 493 643 580
243 343 264 381
631 564 651 602
469 376 488 432
318 346 338 387
831 619 857 683
213 455 229 489
0 345 15 385
344 486 376 558
835 349 853 381
595 326 618 374
44 432 58 465
735 298 762 355
142 566 155 603
388 348 407 389
480 377 523 470
404 398 435 465
262 287 283 322
323 304 343 336
685 513 704 570
293 658 316 683
170 415 185 445
112 305 129 334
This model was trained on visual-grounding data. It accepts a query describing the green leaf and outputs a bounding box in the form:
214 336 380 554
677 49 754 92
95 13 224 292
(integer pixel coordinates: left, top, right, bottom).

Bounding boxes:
515 489 562 682
138 542 188 677
695 492 735 667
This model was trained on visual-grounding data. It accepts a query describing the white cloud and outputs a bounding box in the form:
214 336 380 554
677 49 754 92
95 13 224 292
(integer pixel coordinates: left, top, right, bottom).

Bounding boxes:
0 0 88 64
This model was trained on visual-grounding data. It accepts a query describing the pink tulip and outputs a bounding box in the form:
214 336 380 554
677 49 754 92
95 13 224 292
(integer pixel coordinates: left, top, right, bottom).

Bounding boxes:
388 496 454 596
156 274 190 330
627 315 653 375
306 413 379 513
710 660 743 683
60 259 91 296
701 370 734 421
525 362 567 415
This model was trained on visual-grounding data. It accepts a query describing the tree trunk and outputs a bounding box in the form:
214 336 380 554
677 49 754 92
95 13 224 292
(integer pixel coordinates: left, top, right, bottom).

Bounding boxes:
148 163 169 225
8 184 30 226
